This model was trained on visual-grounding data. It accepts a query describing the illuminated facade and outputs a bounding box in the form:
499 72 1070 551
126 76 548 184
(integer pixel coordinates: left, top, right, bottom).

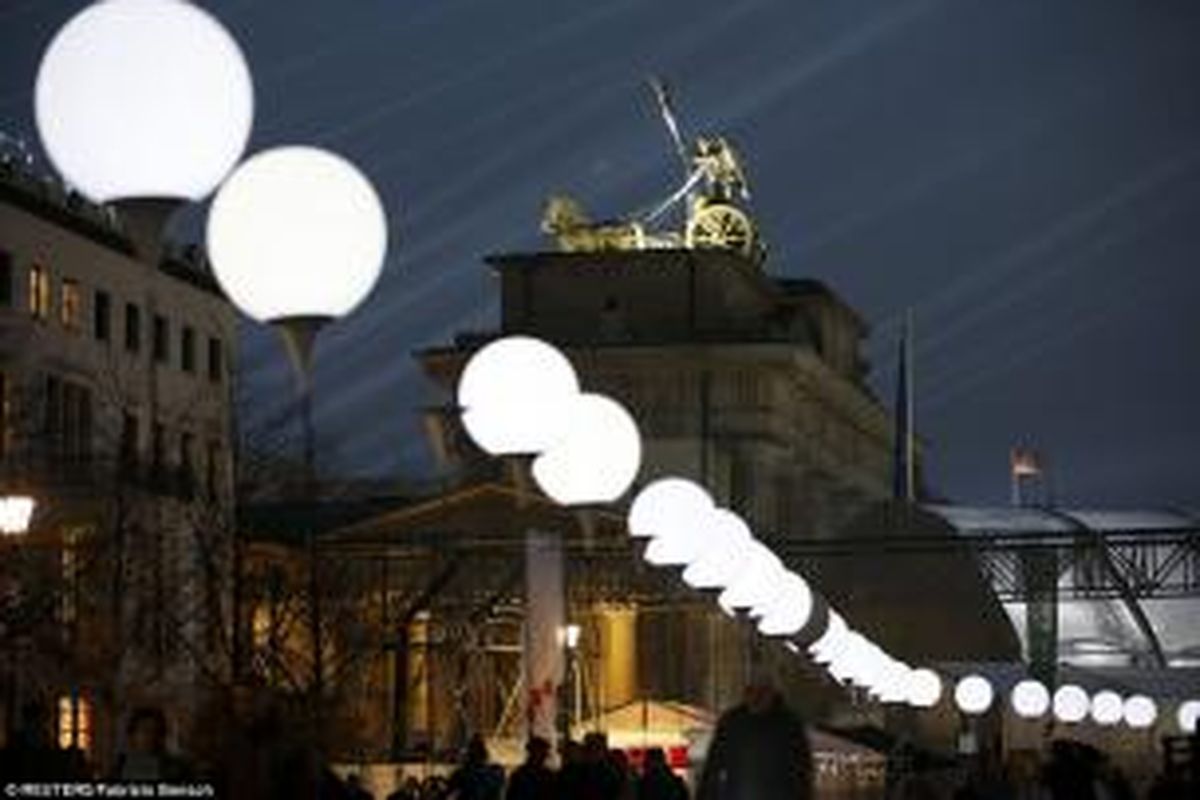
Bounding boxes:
0 158 237 767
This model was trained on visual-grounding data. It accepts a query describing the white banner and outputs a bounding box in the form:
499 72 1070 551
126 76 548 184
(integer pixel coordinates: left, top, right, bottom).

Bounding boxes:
524 529 565 745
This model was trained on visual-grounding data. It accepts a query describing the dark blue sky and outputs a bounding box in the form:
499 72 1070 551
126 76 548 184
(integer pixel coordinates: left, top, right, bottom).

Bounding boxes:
3 0 1198 508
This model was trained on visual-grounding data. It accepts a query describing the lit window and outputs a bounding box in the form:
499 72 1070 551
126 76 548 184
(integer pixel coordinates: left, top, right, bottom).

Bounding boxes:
60 279 82 332
57 693 92 753
29 264 51 320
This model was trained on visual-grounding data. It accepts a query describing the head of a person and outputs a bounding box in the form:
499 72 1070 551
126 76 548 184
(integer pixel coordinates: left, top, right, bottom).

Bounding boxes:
743 675 780 714
465 733 488 765
127 706 168 755
644 747 668 772
582 732 608 762
561 739 583 765
525 735 550 766
607 747 630 775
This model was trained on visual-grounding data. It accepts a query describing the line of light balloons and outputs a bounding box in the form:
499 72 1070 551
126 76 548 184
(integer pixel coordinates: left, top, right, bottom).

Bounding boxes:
457 336 1200 735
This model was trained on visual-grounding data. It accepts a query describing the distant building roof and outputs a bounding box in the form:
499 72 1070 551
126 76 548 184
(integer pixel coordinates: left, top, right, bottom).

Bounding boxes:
925 505 1200 535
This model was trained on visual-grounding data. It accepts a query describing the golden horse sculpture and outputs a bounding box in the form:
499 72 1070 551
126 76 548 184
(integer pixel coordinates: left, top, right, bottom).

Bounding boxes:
541 195 649 252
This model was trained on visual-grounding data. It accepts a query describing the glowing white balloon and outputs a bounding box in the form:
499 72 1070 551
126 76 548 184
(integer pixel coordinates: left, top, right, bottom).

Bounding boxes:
627 478 713 539
1122 695 1157 729
717 541 784 613
1090 691 1123 726
1178 700 1200 734
681 509 753 588
36 0 253 203
808 611 848 664
755 572 814 637
1053 685 1090 724
877 660 914 704
1011 680 1050 719
207 147 388 322
532 393 641 505
457 337 580 455
906 669 942 708
954 675 994 716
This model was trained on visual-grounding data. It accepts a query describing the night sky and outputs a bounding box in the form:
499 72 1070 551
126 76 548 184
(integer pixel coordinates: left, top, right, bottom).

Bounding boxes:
2 0 1198 508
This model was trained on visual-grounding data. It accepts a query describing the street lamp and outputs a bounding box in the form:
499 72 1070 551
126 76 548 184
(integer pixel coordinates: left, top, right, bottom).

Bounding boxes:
1011 679 1050 719
36 0 253 253
1052 685 1090 724
0 496 36 536
457 336 580 456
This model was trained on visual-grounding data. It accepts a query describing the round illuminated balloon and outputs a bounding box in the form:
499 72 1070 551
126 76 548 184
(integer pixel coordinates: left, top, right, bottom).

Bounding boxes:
1011 679 1050 719
1053 685 1090 724
954 675 994 716
1122 695 1157 729
532 393 641 505
627 478 712 539
718 541 784 613
1178 700 1200 734
906 668 942 708
207 146 388 322
457 336 580 455
809 611 848 664
681 509 753 588
36 0 253 203
1090 691 1123 726
755 572 814 636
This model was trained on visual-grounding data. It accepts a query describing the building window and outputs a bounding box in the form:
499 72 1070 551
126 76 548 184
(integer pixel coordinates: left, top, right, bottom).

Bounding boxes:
153 315 169 364
124 303 141 353
29 264 51 320
207 337 223 383
181 326 196 373
206 439 221 499
46 376 93 464
0 249 12 307
60 279 82 333
178 432 194 497
57 693 92 753
151 422 166 491
120 412 139 476
94 291 110 342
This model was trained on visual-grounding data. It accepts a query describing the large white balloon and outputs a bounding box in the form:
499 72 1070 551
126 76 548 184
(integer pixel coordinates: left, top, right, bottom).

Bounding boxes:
755 572 814 636
627 478 713 539
1011 680 1050 719
717 541 784 613
532 393 641 505
36 0 253 203
1122 695 1157 729
808 611 848 664
681 509 753 588
954 675 994 716
1090 691 1123 726
906 669 942 708
207 147 388 322
1178 700 1200 734
1053 685 1090 724
457 337 580 455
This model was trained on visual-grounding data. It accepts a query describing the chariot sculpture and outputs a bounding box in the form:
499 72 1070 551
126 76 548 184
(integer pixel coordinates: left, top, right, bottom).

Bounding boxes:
541 79 762 261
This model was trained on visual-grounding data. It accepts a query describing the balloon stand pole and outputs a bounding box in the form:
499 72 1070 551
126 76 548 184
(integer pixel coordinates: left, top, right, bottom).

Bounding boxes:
575 509 596 552
110 198 184 265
